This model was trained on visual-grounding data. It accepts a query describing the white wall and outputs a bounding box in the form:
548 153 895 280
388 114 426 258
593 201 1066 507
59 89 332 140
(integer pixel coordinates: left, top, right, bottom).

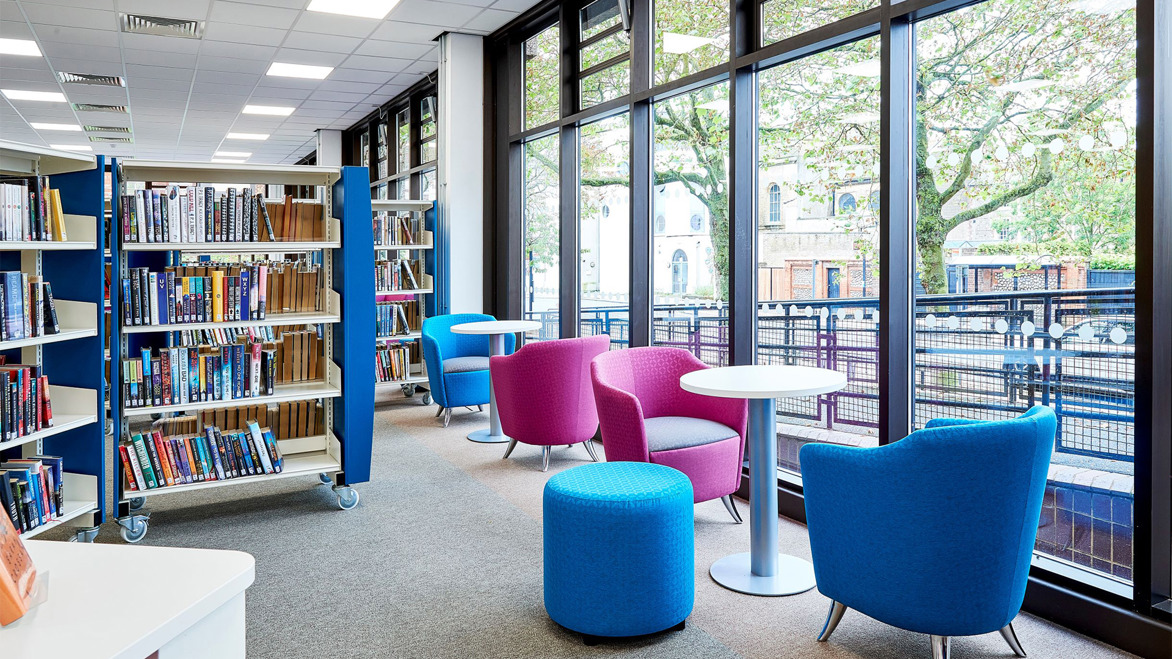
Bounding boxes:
438 33 484 314
315 129 342 167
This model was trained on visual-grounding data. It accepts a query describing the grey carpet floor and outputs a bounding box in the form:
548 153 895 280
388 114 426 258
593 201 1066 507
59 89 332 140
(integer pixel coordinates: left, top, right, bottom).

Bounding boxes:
40 398 1137 659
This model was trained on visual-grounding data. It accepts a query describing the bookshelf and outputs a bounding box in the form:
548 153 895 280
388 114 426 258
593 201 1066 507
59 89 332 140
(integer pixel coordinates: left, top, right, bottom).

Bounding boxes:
372 199 434 403
0 140 106 543
110 161 374 543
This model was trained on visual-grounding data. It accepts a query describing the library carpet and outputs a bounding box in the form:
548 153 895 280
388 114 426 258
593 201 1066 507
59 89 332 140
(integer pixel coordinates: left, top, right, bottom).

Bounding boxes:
52 401 1134 659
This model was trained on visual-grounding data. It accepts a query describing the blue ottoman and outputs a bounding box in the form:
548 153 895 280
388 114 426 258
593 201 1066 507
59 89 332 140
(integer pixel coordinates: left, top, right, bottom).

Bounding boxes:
543 462 694 643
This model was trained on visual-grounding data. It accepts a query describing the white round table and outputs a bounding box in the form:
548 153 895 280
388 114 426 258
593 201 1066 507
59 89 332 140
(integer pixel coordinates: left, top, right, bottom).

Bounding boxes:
450 320 541 444
680 364 847 596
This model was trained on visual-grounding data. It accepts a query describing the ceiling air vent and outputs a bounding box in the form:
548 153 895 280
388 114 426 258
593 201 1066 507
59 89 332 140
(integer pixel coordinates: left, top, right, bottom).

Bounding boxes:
84 125 131 134
119 13 204 39
89 136 133 143
73 103 129 114
58 72 126 87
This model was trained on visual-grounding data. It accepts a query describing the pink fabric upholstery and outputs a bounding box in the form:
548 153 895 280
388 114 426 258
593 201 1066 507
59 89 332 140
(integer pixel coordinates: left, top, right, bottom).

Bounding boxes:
490 335 611 447
590 347 748 503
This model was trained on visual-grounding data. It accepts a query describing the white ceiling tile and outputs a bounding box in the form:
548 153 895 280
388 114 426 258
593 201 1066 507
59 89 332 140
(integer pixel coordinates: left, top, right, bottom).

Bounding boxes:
125 64 192 80
117 0 210 19
198 55 271 74
209 1 301 28
0 19 35 40
389 1 481 27
194 69 262 86
462 8 517 31
39 42 122 62
341 53 412 72
129 77 193 92
401 59 438 75
280 30 362 53
316 79 382 94
20 3 118 29
0 67 55 83
491 0 540 12
123 48 198 68
203 21 288 47
199 40 277 60
308 89 368 103
368 20 444 43
273 47 349 67
442 0 495 7
120 32 203 54
249 85 315 100
353 39 434 59
34 26 120 48
328 67 397 84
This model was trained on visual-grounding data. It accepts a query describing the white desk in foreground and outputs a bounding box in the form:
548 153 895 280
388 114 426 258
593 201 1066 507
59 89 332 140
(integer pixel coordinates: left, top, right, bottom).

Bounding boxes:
4 541 255 659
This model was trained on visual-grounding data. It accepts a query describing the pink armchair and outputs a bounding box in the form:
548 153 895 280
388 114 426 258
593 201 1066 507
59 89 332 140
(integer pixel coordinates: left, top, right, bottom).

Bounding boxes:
490 334 611 471
590 347 748 522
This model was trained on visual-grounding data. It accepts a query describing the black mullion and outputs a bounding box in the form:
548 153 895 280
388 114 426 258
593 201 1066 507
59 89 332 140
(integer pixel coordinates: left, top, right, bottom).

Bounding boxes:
738 8 881 71
579 52 632 78
561 2 580 117
728 0 756 364
628 0 652 348
559 125 579 339
578 21 625 49
502 38 525 319
1134 0 1172 614
878 7 915 445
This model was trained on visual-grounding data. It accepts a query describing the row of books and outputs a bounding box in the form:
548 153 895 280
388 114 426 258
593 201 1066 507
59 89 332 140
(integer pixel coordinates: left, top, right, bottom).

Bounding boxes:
373 214 418 246
172 325 278 348
1 456 63 535
121 343 278 409
119 186 325 244
0 364 54 442
154 399 325 440
375 258 421 292
119 423 284 491
375 301 418 337
0 177 68 242
274 329 324 384
0 272 61 341
375 344 415 383
170 262 321 315
121 267 269 326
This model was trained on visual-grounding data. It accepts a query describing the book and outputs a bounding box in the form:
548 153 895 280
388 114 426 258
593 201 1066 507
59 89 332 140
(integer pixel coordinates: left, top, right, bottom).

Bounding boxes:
0 510 37 626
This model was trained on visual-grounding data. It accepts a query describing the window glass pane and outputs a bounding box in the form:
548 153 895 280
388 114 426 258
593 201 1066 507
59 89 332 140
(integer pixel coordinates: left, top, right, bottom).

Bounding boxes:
523 135 560 341
524 24 560 129
579 113 630 349
761 0 877 45
420 170 436 202
420 96 437 139
755 37 882 476
359 130 370 169
396 108 410 173
914 0 1136 585
652 83 729 365
376 122 388 179
580 0 623 40
654 0 728 85
581 29 630 70
420 139 437 164
580 62 629 108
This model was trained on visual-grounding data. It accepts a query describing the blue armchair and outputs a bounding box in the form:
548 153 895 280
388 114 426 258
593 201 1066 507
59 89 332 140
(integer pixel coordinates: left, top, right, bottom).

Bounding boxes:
421 314 515 426
801 406 1056 659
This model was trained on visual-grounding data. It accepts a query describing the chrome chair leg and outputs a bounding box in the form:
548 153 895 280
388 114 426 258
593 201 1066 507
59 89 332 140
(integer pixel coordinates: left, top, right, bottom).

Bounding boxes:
442 408 452 428
582 439 599 462
542 445 551 472
434 406 444 418
477 404 483 412
999 623 1026 657
720 494 743 524
816 600 847 642
503 438 518 459
930 635 950 659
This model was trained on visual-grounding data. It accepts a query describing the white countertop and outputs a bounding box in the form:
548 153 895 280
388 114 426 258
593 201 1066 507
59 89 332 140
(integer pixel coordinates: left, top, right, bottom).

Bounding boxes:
4 541 255 659
450 320 541 335
680 364 848 399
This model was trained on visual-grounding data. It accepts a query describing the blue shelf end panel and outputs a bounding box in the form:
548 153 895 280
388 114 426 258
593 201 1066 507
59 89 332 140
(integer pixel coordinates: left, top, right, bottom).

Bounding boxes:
331 166 374 485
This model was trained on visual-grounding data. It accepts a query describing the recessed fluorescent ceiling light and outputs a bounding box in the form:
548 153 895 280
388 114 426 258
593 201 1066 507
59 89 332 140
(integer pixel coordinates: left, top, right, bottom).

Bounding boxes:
215 151 251 157
211 158 247 164
226 132 269 140
242 105 294 116
2 89 66 102
50 144 92 151
0 38 41 57
307 0 400 19
267 62 333 79
31 123 82 131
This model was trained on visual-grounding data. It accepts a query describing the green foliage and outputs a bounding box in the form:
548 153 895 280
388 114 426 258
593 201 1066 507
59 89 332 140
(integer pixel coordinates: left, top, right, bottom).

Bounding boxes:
1089 253 1135 270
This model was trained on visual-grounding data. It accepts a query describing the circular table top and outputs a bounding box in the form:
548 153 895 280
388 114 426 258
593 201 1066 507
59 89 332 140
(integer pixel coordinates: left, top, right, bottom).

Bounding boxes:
451 319 542 335
680 364 848 399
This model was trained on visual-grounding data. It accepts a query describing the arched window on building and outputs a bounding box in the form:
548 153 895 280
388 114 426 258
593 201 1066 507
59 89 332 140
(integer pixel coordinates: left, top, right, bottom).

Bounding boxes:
767 183 781 224
671 249 688 294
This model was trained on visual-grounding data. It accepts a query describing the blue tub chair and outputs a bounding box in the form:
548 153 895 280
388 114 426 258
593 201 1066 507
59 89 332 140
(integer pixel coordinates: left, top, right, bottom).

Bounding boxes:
421 313 515 427
801 406 1056 659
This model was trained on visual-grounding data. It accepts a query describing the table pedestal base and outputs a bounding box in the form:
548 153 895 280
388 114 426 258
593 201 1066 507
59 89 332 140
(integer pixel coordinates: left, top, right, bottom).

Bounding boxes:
709 552 816 596
466 429 510 444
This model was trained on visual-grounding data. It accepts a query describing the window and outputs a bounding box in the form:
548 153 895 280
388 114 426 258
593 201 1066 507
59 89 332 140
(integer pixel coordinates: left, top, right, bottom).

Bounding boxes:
395 108 410 174
755 38 882 474
767 183 782 224
579 0 630 108
654 0 728 85
655 214 666 233
580 113 630 348
523 135 560 341
420 170 436 202
652 83 729 363
914 0 1137 585
761 0 878 46
419 96 437 164
523 24 560 129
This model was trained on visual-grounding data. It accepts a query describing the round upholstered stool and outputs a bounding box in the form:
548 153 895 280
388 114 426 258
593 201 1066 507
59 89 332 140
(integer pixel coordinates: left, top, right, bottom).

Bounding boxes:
543 461 694 644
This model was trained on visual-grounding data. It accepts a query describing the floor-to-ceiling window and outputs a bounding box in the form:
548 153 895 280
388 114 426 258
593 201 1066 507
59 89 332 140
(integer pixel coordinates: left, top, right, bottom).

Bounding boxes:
913 0 1137 589
755 38 881 475
579 113 630 348
523 135 561 342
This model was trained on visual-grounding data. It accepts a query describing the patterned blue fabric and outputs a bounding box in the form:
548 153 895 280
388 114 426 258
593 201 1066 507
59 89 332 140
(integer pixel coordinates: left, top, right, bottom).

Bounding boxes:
801 406 1057 637
544 462 694 638
420 314 515 408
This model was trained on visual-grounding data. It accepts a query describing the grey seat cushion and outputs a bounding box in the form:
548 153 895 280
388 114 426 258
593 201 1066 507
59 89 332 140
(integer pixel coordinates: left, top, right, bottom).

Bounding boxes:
443 356 490 374
644 416 738 452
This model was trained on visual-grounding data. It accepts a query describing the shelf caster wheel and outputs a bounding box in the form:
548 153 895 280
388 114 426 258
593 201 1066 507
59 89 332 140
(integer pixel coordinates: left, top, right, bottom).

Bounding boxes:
402 383 416 397
117 514 150 544
128 496 145 512
72 527 99 543
333 485 359 510
421 393 431 406
318 472 333 485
